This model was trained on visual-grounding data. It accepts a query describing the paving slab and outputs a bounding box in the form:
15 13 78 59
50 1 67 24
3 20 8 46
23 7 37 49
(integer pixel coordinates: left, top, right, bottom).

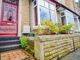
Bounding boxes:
62 49 80 60
0 49 35 60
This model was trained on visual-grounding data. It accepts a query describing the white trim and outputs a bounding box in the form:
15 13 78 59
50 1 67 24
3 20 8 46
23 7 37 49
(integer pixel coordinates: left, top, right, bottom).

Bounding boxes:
76 16 80 31
0 0 2 21
54 4 58 23
18 0 22 36
37 0 40 25
31 2 34 30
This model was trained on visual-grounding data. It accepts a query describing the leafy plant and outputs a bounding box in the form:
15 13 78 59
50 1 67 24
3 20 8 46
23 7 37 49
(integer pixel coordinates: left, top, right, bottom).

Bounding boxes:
34 20 74 35
59 23 73 34
37 26 44 35
52 27 59 34
42 20 59 34
20 35 29 49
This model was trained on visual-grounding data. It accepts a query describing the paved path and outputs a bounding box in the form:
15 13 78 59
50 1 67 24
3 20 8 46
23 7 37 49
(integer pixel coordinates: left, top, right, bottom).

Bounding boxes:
62 49 80 60
0 49 35 60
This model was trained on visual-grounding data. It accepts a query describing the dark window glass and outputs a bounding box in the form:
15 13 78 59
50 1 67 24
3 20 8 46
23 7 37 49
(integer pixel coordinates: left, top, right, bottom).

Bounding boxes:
34 7 38 25
61 16 66 25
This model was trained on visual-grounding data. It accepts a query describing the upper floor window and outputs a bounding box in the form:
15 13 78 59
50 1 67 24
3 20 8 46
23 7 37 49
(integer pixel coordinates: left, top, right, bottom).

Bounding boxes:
74 0 80 8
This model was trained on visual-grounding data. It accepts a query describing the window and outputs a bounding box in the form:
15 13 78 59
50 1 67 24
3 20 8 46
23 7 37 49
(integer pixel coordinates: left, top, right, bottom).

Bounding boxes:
74 0 80 8
61 16 66 25
34 7 38 25
40 6 50 21
32 0 57 26
74 18 78 29
39 0 57 24
39 0 44 6
33 0 37 6
2 0 18 22
60 11 66 25
33 0 38 26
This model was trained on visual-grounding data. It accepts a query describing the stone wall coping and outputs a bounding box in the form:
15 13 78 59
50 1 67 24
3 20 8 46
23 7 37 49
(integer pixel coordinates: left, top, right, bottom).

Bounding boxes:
34 33 80 42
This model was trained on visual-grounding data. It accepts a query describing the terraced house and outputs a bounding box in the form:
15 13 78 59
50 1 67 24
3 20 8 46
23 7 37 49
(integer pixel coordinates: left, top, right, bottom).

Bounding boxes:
0 0 80 51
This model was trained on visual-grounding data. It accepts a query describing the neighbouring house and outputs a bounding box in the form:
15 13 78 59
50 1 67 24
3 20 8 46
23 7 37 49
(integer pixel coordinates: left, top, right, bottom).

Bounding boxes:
0 0 80 52
0 0 80 37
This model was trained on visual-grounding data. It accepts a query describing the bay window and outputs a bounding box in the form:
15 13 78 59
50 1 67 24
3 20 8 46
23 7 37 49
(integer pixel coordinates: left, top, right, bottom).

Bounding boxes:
32 0 57 26
40 6 50 21
39 0 57 24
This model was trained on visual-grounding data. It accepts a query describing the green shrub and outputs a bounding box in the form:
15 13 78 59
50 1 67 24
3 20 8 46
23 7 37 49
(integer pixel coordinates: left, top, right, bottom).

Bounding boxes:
35 20 74 34
20 36 29 49
59 23 73 34
52 27 59 34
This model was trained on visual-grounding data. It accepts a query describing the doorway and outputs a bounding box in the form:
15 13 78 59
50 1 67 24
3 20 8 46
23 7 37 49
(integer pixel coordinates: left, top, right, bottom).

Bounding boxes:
0 0 19 36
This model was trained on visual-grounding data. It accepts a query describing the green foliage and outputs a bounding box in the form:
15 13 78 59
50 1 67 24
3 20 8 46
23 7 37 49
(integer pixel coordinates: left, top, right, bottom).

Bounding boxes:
21 36 29 49
41 20 55 28
59 23 73 34
52 27 60 34
37 26 44 34
36 20 74 34
42 20 59 34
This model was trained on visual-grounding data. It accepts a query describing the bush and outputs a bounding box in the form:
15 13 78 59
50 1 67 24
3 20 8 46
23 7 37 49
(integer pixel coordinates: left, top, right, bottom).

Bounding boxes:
43 20 59 34
59 23 73 34
34 20 74 35
20 35 29 49
52 27 59 34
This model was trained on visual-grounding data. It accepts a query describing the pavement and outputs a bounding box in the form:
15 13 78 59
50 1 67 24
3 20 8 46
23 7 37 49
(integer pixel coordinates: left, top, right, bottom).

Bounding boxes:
62 49 80 60
0 49 35 60
1 48 80 60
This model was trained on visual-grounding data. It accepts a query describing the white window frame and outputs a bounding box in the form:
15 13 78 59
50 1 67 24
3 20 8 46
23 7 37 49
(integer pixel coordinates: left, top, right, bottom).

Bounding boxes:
32 0 57 30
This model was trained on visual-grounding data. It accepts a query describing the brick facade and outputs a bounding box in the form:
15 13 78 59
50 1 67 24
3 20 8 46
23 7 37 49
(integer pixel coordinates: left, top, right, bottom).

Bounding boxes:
22 0 30 25
65 0 74 11
56 0 80 15
21 0 30 32
0 0 80 36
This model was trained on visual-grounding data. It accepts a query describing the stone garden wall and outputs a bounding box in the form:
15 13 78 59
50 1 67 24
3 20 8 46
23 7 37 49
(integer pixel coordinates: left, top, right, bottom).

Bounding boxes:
34 34 80 60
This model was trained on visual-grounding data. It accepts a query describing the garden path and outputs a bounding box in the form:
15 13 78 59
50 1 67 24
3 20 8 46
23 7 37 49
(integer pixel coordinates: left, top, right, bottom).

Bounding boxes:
0 49 35 60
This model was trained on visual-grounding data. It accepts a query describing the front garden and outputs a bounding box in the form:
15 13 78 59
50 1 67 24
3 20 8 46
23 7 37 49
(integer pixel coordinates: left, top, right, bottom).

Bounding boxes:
20 20 80 60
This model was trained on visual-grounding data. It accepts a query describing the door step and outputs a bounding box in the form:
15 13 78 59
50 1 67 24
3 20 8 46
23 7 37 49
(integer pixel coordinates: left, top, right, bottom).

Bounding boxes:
0 37 21 52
